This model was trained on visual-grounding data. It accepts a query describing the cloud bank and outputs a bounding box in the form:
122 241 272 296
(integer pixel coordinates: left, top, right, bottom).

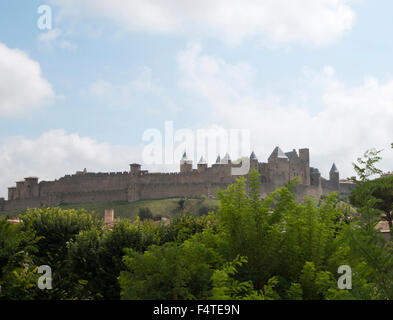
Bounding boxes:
0 130 140 199
0 42 55 116
50 0 356 46
177 43 393 178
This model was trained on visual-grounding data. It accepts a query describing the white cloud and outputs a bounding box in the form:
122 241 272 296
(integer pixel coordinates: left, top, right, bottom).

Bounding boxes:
177 43 393 179
132 66 162 93
38 28 62 43
86 66 181 113
50 0 356 46
37 28 75 50
88 80 115 97
0 42 55 116
87 67 161 99
0 130 141 199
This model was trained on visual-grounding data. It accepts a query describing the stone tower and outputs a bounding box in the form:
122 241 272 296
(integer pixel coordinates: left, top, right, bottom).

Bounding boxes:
268 146 290 185
310 167 322 188
8 187 16 201
104 208 114 225
299 149 311 185
180 152 193 173
130 163 141 175
329 163 340 189
197 156 207 172
24 177 39 198
250 151 258 171
221 153 231 165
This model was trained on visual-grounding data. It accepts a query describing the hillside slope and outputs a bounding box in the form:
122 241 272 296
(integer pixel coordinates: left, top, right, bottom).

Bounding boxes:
0 197 220 221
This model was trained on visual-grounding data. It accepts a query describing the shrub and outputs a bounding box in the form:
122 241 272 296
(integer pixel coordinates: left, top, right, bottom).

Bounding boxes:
138 207 153 221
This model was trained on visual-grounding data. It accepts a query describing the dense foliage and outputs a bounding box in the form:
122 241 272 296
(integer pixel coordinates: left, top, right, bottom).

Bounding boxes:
1 148 393 300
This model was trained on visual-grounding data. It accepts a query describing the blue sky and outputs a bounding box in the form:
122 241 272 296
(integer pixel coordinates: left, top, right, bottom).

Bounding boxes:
1 0 393 198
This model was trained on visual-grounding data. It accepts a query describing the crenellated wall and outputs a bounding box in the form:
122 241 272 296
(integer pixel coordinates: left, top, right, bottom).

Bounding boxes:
339 182 356 196
1 147 354 212
3 198 42 211
321 178 340 195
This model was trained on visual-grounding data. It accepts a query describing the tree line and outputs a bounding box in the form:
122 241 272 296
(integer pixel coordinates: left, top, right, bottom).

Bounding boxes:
1 146 392 300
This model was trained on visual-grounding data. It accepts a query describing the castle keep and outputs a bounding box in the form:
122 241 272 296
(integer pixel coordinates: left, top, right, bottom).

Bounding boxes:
0 147 354 212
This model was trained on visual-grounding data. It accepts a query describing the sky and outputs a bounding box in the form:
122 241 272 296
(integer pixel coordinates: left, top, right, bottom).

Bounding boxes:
1 0 393 199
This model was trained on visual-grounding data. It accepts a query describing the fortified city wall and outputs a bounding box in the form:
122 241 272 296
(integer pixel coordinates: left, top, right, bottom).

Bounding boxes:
0 147 355 212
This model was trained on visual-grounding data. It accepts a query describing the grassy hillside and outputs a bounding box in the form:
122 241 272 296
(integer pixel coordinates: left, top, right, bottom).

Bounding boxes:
0 197 220 221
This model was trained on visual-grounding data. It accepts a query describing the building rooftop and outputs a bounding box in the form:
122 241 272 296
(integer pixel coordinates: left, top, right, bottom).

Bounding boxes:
285 149 299 159
269 146 288 159
310 167 320 174
330 163 339 173
198 156 207 164
180 151 192 164
250 151 257 160
221 153 231 164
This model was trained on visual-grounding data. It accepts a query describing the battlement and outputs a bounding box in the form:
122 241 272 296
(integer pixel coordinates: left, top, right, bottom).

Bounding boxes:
60 171 130 180
1 146 350 211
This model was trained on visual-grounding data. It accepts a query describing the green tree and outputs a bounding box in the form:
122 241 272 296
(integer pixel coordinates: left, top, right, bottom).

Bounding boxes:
138 207 153 221
350 175 393 230
352 148 383 182
66 218 166 299
215 170 347 299
0 220 41 300
167 214 217 243
119 240 222 300
19 207 102 299
65 227 104 299
343 145 393 299
177 198 186 211
209 256 276 300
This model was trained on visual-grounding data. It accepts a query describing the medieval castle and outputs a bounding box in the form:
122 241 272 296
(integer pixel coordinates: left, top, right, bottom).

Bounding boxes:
0 147 355 212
